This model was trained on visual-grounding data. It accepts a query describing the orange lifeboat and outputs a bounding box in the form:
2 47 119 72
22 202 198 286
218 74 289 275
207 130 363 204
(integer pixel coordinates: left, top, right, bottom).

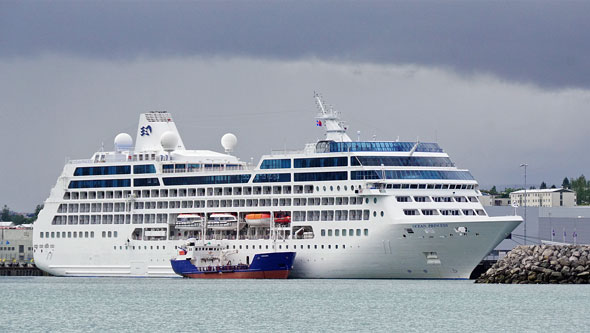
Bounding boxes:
245 213 271 227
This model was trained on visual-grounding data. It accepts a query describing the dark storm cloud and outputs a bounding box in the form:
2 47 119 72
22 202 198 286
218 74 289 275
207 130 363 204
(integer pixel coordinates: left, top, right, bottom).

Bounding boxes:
1 1 590 88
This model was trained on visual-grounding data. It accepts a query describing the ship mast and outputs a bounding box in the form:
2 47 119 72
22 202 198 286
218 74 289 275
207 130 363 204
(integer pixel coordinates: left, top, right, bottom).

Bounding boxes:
314 92 352 142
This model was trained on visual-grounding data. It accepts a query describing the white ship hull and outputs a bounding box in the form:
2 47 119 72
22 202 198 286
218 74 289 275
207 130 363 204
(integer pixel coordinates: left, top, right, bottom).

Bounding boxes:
34 217 519 279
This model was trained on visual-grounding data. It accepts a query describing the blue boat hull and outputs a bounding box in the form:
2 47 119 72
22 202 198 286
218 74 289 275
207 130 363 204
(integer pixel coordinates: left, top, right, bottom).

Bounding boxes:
170 252 296 279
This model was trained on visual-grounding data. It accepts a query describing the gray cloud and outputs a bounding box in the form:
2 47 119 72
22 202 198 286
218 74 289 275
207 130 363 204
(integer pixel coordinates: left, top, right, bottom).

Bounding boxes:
1 1 590 88
1 56 589 211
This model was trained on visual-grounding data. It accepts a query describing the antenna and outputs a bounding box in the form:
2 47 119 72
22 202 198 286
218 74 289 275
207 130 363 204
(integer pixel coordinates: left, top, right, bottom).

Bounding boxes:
357 131 361 142
314 92 327 114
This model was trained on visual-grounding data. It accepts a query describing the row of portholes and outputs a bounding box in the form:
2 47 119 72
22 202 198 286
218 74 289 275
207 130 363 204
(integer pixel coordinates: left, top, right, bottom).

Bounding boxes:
316 185 362 192
373 211 385 217
407 269 429 274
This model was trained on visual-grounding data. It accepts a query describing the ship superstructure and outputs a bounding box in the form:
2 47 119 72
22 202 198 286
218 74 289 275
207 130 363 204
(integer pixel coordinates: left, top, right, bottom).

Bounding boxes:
33 95 521 278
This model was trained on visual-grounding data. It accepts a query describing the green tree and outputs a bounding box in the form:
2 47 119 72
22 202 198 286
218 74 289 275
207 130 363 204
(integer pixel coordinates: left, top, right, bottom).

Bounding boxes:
550 184 557 189
540 182 547 189
489 186 498 195
501 188 519 199
562 177 570 189
1 205 9 221
32 204 43 220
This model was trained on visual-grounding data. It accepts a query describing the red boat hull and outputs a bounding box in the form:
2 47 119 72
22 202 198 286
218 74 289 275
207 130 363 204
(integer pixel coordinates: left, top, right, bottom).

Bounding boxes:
183 269 290 279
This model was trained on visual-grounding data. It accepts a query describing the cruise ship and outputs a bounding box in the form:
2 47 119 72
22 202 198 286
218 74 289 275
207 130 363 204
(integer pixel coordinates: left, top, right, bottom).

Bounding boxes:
33 95 521 278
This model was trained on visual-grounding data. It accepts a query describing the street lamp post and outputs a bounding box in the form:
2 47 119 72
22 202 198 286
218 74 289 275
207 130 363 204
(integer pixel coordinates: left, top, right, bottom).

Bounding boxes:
520 163 528 245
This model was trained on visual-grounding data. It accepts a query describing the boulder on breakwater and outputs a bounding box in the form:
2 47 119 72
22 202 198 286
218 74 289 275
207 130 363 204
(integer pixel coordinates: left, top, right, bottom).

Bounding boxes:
475 244 590 284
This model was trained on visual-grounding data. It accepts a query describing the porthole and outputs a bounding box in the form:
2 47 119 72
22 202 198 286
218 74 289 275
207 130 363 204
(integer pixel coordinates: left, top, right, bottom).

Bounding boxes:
330 186 334 191
344 185 348 191
337 186 341 191
365 198 369 204
316 186 320 191
323 186 327 191
373 198 377 204
381 211 384 217
373 211 377 217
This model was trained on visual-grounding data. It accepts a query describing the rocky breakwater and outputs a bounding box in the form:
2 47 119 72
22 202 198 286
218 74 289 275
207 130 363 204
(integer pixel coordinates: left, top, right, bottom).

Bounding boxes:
476 244 590 284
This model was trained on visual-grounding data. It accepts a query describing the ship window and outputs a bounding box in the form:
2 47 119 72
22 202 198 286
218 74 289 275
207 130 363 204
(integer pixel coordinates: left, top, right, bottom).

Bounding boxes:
164 175 252 185
253 173 291 183
294 157 347 168
335 229 340 236
74 165 131 176
134 164 156 174
349 229 354 236
328 229 333 236
351 170 474 181
351 156 453 167
341 229 346 236
69 179 131 189
321 245 324 249
294 172 347 182
321 229 326 237
356 229 361 236
260 159 291 169
396 196 411 202
364 229 368 236
91 231 94 238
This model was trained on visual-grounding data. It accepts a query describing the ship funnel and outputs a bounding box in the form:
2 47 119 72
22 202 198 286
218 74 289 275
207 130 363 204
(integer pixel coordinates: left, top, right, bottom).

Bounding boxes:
134 111 185 152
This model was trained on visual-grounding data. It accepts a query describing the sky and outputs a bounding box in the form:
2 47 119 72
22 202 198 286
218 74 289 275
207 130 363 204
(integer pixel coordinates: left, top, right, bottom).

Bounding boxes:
1 1 590 212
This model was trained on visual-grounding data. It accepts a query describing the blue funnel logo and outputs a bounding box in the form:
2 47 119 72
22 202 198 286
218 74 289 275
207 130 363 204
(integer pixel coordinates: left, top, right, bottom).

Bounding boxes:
140 125 152 136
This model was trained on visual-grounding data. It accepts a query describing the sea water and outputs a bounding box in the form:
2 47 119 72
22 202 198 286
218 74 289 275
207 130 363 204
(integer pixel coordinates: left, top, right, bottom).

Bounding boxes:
1 277 588 332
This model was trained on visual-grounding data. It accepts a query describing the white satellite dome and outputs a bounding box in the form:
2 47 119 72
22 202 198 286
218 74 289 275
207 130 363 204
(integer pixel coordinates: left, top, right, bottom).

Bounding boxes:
160 131 179 152
114 133 133 151
221 133 238 152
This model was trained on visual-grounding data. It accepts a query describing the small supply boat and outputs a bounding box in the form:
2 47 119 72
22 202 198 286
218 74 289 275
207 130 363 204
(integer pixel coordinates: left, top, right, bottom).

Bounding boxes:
175 213 203 230
245 213 271 227
170 240 296 279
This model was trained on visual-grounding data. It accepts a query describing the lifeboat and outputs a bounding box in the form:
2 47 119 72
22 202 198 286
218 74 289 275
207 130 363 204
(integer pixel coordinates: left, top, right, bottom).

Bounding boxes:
176 213 203 230
245 213 271 227
207 213 242 231
274 215 291 224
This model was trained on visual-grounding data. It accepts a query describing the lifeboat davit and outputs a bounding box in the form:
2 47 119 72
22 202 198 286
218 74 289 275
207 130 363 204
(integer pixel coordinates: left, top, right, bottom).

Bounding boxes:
245 213 271 227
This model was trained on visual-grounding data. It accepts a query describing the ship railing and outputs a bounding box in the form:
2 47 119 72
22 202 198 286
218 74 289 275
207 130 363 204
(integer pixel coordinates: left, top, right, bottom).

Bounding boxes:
269 149 305 156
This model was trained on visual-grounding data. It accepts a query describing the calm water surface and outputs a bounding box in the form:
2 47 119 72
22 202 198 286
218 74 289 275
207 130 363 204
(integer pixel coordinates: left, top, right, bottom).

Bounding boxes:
1 277 588 332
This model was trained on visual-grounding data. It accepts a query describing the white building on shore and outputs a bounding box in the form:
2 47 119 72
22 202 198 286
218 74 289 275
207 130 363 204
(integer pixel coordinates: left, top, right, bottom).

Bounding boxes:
510 188 576 208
